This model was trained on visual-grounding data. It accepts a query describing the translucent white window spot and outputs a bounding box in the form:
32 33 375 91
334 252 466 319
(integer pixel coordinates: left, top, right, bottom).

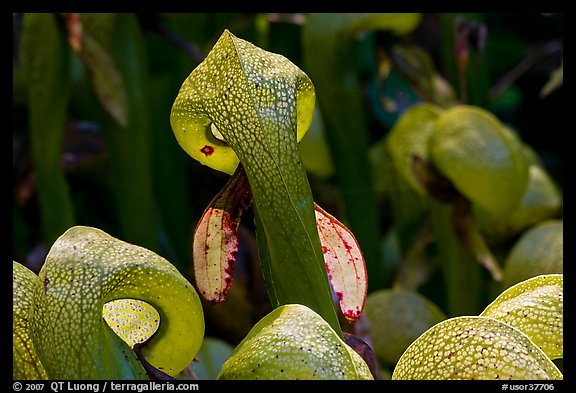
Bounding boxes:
102 298 160 348
211 123 227 144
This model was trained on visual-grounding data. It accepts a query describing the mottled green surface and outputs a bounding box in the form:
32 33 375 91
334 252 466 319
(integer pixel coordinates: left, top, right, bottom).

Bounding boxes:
218 304 373 380
13 262 48 379
171 30 340 333
19 226 204 379
392 316 562 380
430 106 529 216
364 289 446 366
482 274 563 360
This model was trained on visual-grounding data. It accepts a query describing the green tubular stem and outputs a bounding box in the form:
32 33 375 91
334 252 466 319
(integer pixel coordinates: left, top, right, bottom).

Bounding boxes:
303 16 384 292
23 13 76 246
430 199 482 317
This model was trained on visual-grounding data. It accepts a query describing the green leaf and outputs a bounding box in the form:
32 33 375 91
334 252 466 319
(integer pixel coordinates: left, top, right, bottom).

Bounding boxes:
80 13 159 253
429 199 484 316
392 316 562 380
21 13 75 246
481 274 563 360
171 30 340 333
218 304 373 380
503 220 563 288
68 22 128 127
303 13 422 291
13 262 48 380
382 102 443 195
475 164 562 240
25 226 204 379
430 105 529 216
389 44 456 107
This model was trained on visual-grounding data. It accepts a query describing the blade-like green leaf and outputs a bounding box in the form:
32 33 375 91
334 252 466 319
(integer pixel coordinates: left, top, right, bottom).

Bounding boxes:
29 226 204 379
481 274 563 360
430 199 483 316
303 13 422 291
218 304 373 380
69 22 128 128
171 30 340 333
80 13 158 253
392 316 562 380
13 262 48 380
21 13 75 246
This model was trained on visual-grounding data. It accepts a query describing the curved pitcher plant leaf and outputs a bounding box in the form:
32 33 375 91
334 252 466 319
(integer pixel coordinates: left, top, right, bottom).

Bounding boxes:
503 220 563 288
429 105 529 216
13 226 204 379
218 304 373 380
13 262 49 380
475 163 562 240
392 274 563 380
392 316 562 380
481 274 563 360
171 29 364 333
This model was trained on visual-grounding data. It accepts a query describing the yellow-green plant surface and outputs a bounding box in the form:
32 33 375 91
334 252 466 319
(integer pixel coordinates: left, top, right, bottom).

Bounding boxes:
218 304 373 380
392 274 562 380
481 274 563 360
503 220 563 287
13 226 204 379
476 164 562 239
430 106 529 216
13 262 49 380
